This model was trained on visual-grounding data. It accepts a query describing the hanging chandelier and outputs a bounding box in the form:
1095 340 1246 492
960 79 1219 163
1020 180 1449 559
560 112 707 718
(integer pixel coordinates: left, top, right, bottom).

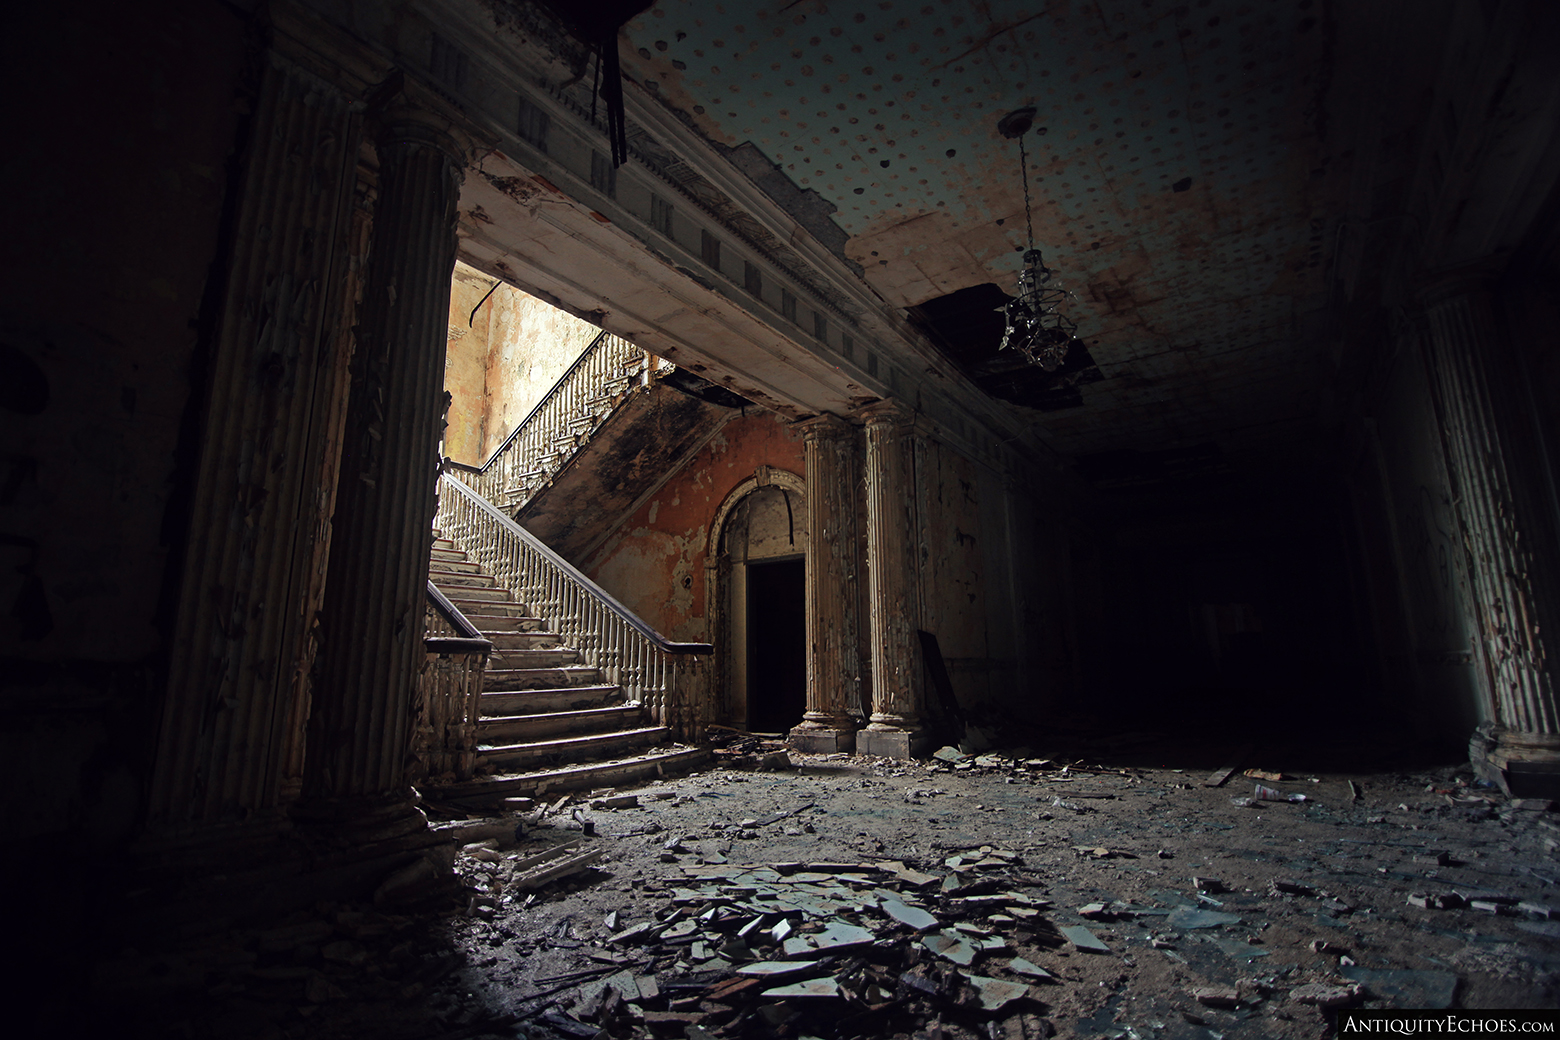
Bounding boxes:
996 108 1076 372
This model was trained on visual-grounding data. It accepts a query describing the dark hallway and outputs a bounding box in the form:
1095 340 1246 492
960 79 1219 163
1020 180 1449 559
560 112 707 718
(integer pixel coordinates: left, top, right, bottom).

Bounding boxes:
746 557 807 735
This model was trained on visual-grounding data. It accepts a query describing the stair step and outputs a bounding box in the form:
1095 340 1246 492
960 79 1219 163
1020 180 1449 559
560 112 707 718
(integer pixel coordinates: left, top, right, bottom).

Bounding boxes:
444 586 513 604
478 705 645 743
429 559 481 575
480 685 624 715
486 630 562 651
433 747 712 804
430 572 497 589
487 647 580 669
449 601 535 619
484 665 605 692
462 614 547 632
477 726 669 770
432 537 456 549
431 548 468 562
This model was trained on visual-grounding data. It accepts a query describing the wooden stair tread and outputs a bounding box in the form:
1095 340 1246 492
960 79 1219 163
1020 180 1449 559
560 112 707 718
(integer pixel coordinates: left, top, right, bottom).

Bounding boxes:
478 725 668 755
432 747 712 803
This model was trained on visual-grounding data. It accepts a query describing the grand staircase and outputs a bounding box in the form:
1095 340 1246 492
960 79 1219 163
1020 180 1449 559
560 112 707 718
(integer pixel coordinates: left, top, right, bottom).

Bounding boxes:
425 525 710 807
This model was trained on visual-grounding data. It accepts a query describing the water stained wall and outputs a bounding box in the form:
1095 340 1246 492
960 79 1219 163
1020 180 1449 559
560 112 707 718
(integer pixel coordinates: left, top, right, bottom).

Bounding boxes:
584 412 806 644
443 262 600 466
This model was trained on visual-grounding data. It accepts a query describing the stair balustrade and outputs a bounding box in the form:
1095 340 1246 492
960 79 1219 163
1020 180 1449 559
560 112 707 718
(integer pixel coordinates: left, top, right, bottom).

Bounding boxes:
418 581 492 781
436 472 711 740
446 330 672 512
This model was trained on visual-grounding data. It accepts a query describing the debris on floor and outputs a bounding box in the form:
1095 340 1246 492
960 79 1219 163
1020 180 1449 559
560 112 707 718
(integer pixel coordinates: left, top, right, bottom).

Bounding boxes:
91 740 1560 1039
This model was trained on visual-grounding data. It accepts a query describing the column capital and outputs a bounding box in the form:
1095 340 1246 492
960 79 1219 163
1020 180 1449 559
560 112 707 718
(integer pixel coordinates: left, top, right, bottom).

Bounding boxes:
858 399 914 428
371 102 474 169
795 412 855 442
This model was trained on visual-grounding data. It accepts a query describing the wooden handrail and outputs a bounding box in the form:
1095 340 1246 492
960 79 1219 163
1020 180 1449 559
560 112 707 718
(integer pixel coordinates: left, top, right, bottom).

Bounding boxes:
425 580 491 647
439 473 712 655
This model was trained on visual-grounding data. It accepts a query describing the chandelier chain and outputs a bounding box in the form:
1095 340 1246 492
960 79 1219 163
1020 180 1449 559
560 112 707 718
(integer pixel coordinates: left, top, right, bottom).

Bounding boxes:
1019 134 1034 254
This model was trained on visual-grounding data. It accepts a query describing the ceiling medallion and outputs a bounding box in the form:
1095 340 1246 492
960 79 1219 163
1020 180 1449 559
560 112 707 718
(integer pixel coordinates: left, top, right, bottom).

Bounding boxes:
996 108 1076 372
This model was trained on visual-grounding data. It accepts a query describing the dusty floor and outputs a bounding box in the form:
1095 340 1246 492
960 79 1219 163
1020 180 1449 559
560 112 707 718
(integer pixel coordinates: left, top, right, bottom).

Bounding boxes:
100 737 1560 1039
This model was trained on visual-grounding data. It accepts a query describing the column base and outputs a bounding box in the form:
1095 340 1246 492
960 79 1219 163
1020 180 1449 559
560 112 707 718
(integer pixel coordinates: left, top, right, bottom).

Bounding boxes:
788 717 859 754
291 786 431 847
1470 724 1560 799
857 720 928 760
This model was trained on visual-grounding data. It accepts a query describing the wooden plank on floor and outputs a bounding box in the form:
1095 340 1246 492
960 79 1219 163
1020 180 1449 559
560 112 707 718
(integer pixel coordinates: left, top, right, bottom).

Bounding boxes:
1202 742 1256 787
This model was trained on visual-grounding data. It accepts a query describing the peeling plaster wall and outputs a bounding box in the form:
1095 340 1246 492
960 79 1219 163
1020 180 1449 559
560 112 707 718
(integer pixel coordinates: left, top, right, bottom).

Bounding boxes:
481 285 601 459
442 262 599 466
914 439 1065 726
444 265 499 464
585 412 805 644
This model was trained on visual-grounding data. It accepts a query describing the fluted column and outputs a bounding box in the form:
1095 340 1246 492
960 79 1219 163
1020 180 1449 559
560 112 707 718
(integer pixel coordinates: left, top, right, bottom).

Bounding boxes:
858 402 926 758
1420 269 1560 794
298 114 466 836
788 415 862 753
143 55 360 849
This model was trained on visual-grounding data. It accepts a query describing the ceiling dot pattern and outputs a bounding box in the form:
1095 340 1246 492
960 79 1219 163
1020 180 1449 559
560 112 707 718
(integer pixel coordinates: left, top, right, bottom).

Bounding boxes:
623 0 1343 459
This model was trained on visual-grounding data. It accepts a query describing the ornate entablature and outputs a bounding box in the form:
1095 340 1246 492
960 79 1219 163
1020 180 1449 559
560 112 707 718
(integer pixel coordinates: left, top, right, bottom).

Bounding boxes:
278 0 1060 483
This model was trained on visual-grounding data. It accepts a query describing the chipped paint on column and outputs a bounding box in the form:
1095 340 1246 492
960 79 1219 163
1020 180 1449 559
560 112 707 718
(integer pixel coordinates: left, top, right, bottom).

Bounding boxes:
860 401 923 756
303 113 466 819
789 414 862 752
1421 275 1560 766
146 56 360 837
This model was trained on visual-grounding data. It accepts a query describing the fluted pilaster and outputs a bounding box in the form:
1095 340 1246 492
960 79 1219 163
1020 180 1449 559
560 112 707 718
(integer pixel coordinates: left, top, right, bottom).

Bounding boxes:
1420 270 1560 793
300 115 466 831
789 415 861 753
144 55 360 845
858 402 925 758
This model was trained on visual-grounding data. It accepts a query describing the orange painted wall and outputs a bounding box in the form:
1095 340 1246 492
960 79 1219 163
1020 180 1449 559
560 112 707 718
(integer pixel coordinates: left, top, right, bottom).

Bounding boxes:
584 411 804 642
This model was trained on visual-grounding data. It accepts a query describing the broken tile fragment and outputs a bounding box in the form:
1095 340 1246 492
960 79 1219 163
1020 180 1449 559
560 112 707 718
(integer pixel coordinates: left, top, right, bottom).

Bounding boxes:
1007 957 1055 981
964 974 1033 1011
1290 982 1364 1009
881 898 939 930
922 931 979 966
763 977 840 999
1058 925 1110 953
736 961 817 980
1193 984 1240 1008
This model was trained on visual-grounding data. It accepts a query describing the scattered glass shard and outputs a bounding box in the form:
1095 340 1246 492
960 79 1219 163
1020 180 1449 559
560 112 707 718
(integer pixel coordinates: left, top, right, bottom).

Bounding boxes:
1166 908 1242 930
1340 967 1457 1009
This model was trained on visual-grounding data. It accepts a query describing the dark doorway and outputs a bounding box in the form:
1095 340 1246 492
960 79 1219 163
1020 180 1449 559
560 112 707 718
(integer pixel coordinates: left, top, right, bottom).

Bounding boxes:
746 556 806 733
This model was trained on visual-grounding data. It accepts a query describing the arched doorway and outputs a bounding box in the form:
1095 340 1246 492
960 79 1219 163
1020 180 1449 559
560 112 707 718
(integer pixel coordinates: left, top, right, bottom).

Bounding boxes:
707 469 808 734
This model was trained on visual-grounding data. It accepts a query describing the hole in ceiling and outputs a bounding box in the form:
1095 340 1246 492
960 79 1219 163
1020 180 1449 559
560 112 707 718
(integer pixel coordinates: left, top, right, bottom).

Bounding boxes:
908 284 1101 412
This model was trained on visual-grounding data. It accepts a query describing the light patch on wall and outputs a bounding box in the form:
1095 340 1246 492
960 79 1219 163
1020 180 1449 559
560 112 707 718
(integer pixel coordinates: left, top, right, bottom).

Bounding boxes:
443 260 601 465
